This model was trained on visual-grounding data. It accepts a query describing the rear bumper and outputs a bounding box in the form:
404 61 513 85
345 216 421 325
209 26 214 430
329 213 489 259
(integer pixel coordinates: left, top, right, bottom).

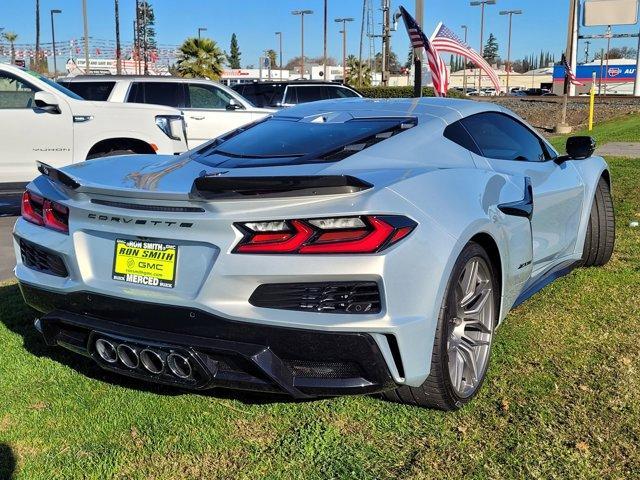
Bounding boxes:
20 282 396 398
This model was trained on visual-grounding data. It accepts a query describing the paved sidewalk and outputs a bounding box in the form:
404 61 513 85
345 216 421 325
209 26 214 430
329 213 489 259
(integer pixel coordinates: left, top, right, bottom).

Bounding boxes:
597 142 640 158
0 217 16 282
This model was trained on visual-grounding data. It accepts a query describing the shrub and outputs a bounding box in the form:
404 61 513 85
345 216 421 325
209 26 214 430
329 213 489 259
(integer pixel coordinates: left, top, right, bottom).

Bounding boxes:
357 86 466 99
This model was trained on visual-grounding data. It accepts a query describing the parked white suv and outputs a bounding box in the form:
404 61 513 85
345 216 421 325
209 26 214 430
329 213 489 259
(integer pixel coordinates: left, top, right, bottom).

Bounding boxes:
0 64 188 189
58 76 275 148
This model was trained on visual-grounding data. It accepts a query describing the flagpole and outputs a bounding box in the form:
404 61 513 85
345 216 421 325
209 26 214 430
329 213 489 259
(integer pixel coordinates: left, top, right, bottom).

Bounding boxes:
413 0 423 97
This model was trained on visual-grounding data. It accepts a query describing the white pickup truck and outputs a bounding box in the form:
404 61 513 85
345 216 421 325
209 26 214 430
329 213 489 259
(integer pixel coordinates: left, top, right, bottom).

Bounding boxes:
0 64 188 192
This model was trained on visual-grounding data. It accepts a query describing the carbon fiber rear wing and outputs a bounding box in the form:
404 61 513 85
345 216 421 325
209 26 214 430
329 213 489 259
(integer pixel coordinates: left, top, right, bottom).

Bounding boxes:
191 175 373 199
37 162 81 190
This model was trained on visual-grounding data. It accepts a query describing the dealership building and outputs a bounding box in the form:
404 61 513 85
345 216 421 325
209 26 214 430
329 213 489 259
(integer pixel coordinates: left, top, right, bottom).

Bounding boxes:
552 58 638 95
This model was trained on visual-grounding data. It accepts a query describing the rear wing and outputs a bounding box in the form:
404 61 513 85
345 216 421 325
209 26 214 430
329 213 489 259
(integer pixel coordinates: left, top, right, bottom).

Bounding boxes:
37 162 81 190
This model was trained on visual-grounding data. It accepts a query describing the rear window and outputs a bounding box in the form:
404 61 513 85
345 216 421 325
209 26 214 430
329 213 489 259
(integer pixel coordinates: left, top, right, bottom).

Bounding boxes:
285 85 327 105
58 81 115 101
326 86 360 99
234 83 285 107
193 115 415 168
127 82 186 108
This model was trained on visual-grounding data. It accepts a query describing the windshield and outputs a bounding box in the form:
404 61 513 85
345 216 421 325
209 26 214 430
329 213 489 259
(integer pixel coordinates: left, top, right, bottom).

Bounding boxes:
23 69 84 100
192 116 413 168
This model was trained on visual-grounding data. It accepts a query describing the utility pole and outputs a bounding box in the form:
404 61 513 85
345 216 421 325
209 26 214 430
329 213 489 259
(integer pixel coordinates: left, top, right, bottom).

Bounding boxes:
584 40 591 63
135 0 140 75
557 0 578 134
461 25 468 94
414 0 423 96
499 9 522 95
292 10 313 80
115 0 121 74
336 18 354 82
470 0 496 93
82 0 90 74
323 0 328 79
381 0 391 86
275 31 283 80
358 0 366 86
198 27 207 40
142 2 148 75
604 25 612 96
50 9 62 78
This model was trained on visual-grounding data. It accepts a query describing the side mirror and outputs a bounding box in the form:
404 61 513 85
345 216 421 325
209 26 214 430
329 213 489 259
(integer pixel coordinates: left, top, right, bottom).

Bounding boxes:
226 99 242 111
34 91 61 114
565 136 596 160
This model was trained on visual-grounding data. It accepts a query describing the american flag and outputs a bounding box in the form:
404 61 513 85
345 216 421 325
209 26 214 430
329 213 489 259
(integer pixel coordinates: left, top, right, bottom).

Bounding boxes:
431 23 502 94
399 6 449 97
561 54 584 86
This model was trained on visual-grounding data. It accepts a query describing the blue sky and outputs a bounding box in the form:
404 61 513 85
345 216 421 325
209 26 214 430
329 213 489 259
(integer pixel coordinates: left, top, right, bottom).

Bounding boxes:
2 0 639 66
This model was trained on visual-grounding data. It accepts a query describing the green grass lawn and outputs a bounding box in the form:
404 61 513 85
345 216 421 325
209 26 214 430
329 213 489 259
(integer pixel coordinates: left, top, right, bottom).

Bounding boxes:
1 124 639 479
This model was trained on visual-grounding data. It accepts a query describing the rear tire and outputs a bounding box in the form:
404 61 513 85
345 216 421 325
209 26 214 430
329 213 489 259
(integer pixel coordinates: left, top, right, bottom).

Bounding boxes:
581 177 615 267
382 242 499 410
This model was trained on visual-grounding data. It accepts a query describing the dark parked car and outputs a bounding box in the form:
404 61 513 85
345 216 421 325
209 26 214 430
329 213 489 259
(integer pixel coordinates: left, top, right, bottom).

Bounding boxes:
231 81 361 108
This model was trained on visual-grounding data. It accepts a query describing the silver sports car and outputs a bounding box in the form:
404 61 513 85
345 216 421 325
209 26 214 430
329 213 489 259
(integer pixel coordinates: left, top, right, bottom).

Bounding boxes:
13 97 614 410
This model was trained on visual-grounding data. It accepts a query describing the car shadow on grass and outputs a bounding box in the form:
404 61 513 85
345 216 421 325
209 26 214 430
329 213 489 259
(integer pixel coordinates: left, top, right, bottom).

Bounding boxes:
0 443 16 480
0 283 319 407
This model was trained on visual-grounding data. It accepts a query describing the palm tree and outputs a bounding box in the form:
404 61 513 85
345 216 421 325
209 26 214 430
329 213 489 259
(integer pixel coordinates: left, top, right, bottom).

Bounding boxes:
176 37 225 80
345 55 372 87
2 32 18 65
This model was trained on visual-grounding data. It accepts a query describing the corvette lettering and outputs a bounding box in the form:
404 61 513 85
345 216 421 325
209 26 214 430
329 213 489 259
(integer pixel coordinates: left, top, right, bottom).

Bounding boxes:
88 213 193 228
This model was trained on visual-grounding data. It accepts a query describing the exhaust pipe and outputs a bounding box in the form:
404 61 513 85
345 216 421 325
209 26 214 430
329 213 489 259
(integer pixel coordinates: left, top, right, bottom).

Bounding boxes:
95 338 118 364
167 353 193 379
140 349 165 374
117 344 140 369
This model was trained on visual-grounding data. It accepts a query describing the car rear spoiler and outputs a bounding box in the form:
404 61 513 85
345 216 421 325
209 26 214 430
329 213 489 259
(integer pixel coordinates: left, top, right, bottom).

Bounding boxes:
191 175 373 199
37 162 81 190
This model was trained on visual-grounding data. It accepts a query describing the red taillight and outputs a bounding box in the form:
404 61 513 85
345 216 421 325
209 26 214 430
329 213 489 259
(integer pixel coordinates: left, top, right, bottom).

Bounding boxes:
21 190 69 234
21 191 45 226
234 216 416 254
43 199 69 234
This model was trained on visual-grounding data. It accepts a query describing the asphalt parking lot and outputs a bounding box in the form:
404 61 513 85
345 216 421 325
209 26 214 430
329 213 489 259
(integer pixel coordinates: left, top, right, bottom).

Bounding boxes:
0 216 16 282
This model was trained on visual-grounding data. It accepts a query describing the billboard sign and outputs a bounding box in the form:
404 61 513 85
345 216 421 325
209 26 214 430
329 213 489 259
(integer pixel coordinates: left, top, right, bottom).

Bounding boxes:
553 64 637 82
584 0 639 26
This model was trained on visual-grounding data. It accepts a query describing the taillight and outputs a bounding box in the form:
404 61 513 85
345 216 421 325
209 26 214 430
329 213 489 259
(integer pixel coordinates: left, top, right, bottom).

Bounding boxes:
234 215 416 254
21 190 69 234
43 199 69 234
21 191 44 226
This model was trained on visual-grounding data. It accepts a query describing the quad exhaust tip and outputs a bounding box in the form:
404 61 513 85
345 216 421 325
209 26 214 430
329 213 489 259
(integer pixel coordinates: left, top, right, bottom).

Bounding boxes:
167 353 192 379
140 349 165 374
95 338 118 364
117 344 140 369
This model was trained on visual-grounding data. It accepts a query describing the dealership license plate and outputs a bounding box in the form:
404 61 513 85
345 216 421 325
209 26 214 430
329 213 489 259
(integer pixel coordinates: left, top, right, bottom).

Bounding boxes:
112 239 177 289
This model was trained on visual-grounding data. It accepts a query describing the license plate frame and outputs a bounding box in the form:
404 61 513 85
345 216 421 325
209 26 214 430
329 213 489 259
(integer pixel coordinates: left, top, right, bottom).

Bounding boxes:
112 238 178 289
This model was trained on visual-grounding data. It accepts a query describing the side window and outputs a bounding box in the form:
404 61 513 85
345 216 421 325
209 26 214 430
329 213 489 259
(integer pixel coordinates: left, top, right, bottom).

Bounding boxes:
127 82 186 108
443 121 481 155
0 72 39 109
187 84 235 109
461 112 548 162
284 86 298 105
60 81 115 101
294 86 327 104
327 86 359 99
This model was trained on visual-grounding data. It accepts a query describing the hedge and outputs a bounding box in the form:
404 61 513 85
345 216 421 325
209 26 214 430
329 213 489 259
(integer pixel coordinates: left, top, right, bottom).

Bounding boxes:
357 86 466 99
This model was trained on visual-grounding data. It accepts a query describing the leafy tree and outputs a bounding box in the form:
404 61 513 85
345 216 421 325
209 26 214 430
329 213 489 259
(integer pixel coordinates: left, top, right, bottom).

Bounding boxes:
374 50 401 74
283 56 337 72
483 33 499 64
345 55 372 87
265 49 277 68
176 37 226 80
2 32 18 64
136 1 157 51
228 33 241 69
595 46 638 60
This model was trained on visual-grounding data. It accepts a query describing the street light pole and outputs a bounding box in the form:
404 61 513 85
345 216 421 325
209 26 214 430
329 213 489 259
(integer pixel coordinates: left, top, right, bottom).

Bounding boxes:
292 10 313 80
275 31 283 80
499 9 522 95
50 9 62 78
323 0 328 79
470 0 496 93
461 25 468 94
198 27 207 40
335 18 354 82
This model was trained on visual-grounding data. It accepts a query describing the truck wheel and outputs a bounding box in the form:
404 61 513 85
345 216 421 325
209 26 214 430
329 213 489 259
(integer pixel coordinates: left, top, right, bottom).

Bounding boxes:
382 242 499 410
581 177 615 267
